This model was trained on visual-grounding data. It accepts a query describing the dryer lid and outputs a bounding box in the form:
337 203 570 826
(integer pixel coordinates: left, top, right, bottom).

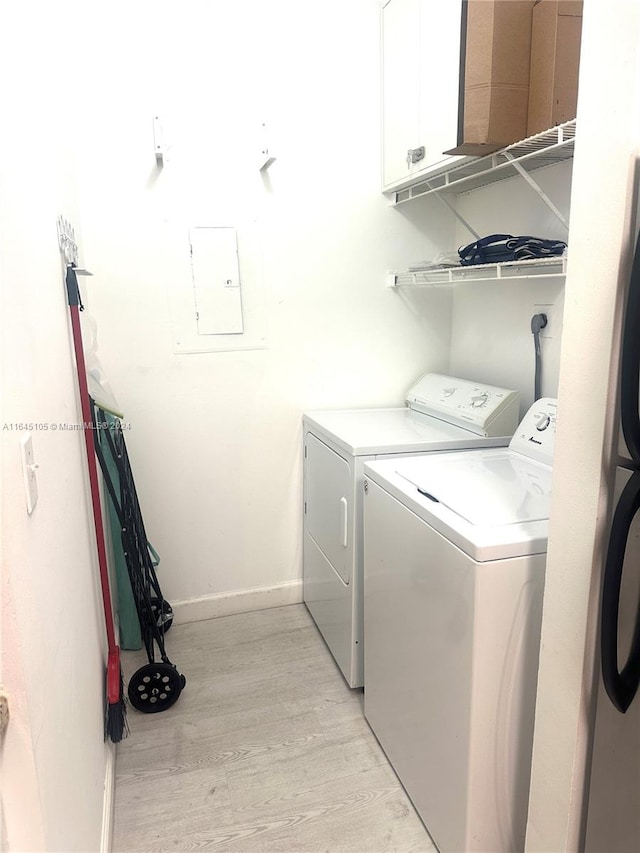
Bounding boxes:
396 450 552 527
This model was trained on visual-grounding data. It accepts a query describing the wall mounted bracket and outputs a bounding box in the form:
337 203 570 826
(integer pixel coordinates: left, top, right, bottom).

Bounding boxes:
386 120 576 239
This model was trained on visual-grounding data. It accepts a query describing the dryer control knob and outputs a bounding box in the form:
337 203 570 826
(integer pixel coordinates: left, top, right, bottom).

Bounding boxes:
471 394 488 408
536 414 551 431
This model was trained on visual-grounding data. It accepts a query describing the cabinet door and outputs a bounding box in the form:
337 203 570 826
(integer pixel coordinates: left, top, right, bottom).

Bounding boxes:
381 0 463 190
417 0 463 172
381 0 422 188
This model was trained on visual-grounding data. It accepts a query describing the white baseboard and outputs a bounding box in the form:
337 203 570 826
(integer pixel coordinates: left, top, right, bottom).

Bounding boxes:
171 579 303 625
100 743 116 853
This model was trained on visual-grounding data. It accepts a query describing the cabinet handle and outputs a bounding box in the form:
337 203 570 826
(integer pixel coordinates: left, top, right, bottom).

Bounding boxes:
340 497 348 547
407 146 425 167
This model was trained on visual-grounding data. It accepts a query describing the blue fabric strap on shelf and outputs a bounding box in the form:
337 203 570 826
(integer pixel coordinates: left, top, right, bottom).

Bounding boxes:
458 234 567 266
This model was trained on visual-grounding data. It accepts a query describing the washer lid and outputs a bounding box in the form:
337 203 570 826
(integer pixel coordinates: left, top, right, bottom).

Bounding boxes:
364 449 551 561
395 450 552 527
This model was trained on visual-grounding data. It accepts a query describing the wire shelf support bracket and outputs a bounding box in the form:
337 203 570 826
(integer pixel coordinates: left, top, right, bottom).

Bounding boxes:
387 254 568 289
386 120 576 237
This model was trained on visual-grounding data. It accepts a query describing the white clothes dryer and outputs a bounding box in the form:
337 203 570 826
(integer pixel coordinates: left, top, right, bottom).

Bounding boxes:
303 373 520 688
362 398 558 853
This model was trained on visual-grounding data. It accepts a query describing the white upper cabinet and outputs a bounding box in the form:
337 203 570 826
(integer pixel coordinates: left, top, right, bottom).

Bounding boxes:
381 0 464 191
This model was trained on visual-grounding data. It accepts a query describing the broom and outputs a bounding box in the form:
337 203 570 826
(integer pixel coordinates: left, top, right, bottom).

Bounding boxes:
65 264 127 742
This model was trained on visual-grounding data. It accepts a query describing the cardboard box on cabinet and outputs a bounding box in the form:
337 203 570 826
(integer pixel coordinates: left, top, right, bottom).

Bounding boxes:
527 0 583 137
446 0 536 157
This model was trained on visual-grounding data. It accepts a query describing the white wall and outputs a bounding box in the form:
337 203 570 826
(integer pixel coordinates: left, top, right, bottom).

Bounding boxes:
70 0 455 611
449 161 572 415
0 4 112 850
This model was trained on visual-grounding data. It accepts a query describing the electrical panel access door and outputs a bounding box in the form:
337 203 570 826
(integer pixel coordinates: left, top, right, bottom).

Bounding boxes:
189 226 243 335
304 433 352 584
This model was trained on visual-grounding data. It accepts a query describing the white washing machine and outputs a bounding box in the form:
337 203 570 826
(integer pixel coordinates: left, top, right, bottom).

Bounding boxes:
303 373 520 688
362 398 557 853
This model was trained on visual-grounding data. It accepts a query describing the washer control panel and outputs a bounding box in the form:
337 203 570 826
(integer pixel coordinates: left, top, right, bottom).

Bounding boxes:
509 398 558 464
405 373 520 437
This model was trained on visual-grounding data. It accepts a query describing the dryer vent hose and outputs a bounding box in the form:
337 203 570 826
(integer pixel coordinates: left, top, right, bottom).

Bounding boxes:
531 313 548 401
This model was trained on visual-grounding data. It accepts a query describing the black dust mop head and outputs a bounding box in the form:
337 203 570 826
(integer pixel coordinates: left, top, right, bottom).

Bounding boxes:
105 647 128 743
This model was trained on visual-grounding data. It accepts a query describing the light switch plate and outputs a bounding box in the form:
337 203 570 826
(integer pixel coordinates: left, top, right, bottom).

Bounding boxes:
19 433 38 515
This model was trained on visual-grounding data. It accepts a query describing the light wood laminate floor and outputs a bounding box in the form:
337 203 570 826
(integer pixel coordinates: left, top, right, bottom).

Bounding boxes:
113 604 436 852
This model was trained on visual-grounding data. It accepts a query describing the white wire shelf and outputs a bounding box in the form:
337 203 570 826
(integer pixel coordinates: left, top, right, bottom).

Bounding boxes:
388 255 568 288
389 120 576 206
